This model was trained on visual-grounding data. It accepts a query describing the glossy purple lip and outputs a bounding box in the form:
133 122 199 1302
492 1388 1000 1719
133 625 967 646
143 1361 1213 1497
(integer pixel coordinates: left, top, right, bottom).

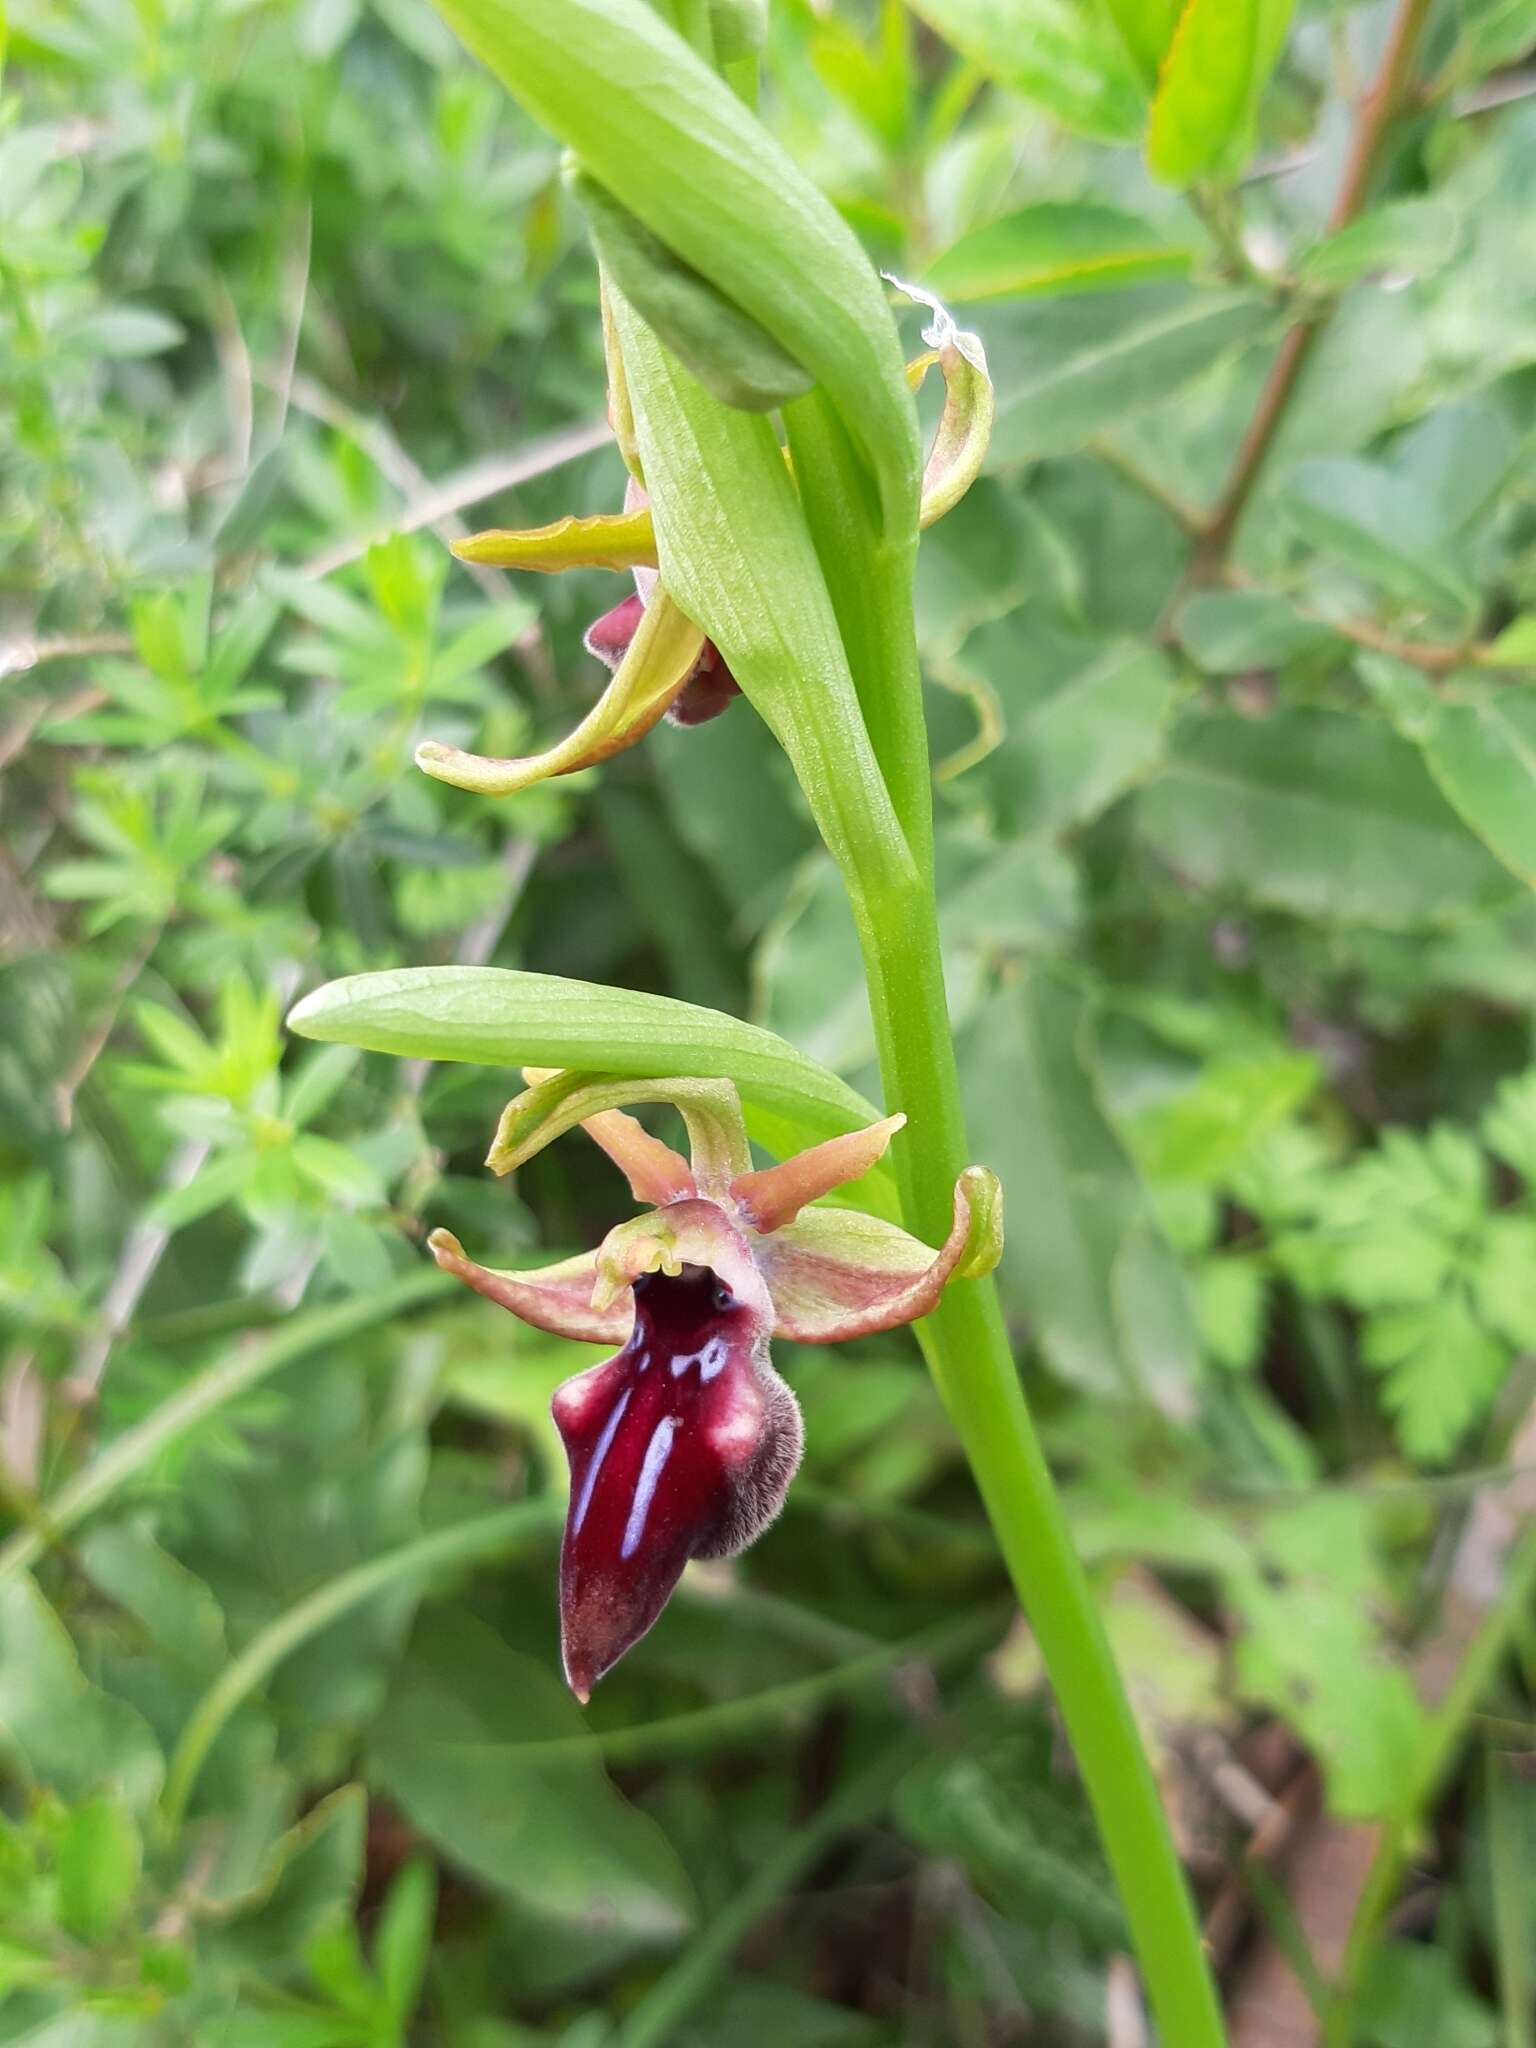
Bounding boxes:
551 1263 800 1701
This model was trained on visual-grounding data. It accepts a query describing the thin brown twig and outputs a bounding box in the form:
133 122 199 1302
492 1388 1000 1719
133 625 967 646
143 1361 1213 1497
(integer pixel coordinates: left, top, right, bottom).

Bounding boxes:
284 373 610 584
1193 0 1436 574
1092 437 1205 537
1322 612 1474 674
63 1139 212 1406
54 921 167 1132
0 632 133 681
1217 562 1483 676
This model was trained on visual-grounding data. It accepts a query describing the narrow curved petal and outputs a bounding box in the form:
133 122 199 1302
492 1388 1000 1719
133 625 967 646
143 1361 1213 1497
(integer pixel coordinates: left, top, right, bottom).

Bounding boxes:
553 1265 801 1699
451 506 658 573
601 277 645 483
586 590 741 728
730 1113 906 1233
591 1198 771 1320
414 589 703 797
580 1109 698 1206
427 1228 632 1346
755 1165 1004 1342
486 1072 748 1194
513 1064 695 1206
887 276 994 531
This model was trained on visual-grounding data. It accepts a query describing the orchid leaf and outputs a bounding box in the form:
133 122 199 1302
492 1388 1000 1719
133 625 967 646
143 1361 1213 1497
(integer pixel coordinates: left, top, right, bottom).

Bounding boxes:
569 168 814 413
924 202 1193 303
287 966 885 1148
609 287 917 900
424 0 919 534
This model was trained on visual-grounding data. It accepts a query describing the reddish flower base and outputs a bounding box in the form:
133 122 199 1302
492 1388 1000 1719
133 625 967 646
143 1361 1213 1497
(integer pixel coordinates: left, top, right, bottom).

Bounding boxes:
585 592 742 728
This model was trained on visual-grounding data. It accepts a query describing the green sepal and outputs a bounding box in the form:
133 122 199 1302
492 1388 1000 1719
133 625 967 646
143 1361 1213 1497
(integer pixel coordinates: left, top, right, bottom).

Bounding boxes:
487 1069 753 1191
422 0 918 535
451 506 658 572
569 165 814 413
954 1163 1005 1279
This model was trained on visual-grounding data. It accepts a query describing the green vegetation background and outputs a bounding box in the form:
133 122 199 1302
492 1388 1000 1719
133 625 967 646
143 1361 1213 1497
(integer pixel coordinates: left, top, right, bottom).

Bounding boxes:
3 0 1536 2040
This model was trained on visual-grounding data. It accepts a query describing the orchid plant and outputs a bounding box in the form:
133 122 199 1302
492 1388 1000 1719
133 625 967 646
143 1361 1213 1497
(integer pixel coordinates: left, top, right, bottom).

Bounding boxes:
287 3 1227 2042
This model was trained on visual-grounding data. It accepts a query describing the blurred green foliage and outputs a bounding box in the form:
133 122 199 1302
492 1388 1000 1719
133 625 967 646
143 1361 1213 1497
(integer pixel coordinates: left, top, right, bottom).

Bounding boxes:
3 0 1536 2040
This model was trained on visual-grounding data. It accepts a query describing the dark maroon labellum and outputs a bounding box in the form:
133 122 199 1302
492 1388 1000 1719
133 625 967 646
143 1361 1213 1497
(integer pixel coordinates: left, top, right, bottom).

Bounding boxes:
550 1264 800 1701
583 595 742 729
583 591 646 666
666 640 742 727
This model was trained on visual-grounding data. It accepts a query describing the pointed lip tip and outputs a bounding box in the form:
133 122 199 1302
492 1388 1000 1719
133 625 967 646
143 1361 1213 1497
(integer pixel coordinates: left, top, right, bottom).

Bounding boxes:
563 1662 595 1706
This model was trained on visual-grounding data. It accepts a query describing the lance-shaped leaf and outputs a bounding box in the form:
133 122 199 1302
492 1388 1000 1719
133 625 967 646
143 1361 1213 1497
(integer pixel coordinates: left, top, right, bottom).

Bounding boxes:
426 1231 631 1345
451 506 658 573
888 277 995 530
609 287 917 900
414 587 703 797
426 0 919 535
754 1165 1003 1342
552 1262 800 1699
922 201 1193 303
1147 0 1294 186
487 1070 753 1194
286 966 888 1152
731 1114 905 1232
569 167 814 414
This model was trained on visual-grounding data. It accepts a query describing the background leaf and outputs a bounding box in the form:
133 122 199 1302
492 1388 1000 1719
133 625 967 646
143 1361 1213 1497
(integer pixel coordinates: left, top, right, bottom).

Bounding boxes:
925 201 1193 302
903 0 1149 141
367 1607 693 1950
1136 708 1517 927
960 970 1201 1410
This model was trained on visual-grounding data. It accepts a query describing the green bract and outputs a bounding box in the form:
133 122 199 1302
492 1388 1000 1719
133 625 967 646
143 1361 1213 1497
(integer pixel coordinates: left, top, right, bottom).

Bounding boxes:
425 0 920 535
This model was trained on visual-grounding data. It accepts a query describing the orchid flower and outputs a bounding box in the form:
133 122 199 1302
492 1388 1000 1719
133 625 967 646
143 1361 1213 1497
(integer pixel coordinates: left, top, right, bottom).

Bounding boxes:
414 282 992 801
426 1068 1002 1700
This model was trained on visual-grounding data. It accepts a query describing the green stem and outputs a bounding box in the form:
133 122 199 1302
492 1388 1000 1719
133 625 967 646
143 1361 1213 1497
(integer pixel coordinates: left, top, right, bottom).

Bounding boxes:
783 391 934 877
160 1498 563 1835
0 1270 452 1585
1323 1504 1536 2043
1487 1746 1535 2048
837 673 1225 2044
